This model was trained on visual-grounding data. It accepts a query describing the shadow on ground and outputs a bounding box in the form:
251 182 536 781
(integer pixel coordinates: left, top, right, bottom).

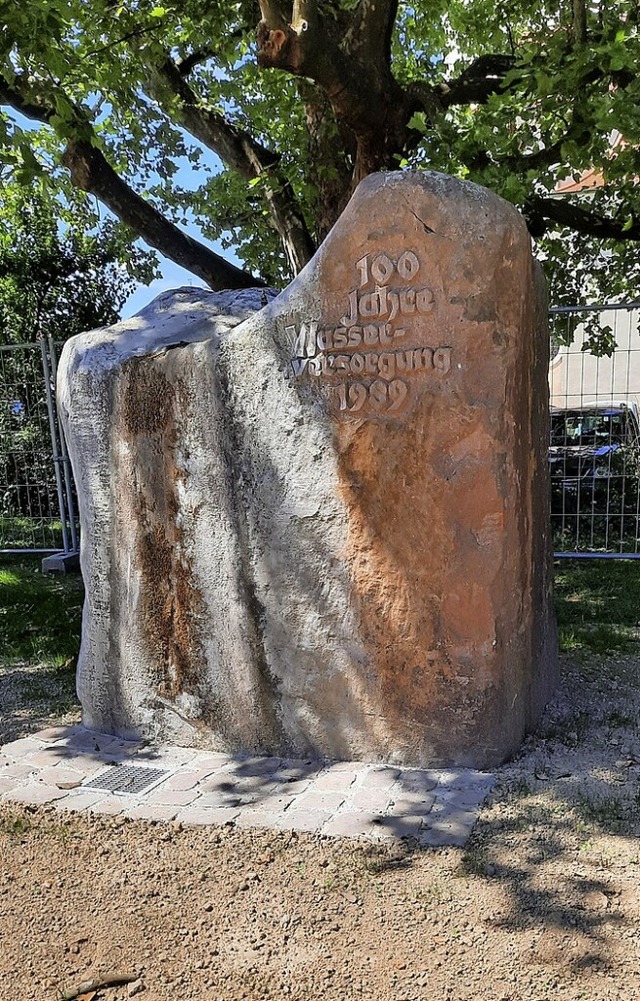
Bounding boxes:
450 650 640 976
0 663 79 744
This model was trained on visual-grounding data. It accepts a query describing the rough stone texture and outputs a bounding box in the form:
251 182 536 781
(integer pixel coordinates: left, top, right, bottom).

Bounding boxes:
58 170 558 768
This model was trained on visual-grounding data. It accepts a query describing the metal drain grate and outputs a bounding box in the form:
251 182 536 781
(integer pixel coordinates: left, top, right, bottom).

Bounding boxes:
84 764 169 795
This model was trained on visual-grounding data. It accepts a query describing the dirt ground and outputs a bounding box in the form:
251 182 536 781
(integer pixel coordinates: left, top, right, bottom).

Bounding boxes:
1 652 640 1001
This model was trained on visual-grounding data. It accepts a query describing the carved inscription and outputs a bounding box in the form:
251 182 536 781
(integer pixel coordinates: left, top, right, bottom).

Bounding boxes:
288 251 452 418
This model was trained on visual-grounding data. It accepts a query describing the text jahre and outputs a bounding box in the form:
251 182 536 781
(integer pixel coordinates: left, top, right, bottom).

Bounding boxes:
340 285 434 326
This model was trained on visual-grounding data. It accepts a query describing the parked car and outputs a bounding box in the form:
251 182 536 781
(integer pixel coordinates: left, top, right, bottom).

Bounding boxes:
549 403 640 513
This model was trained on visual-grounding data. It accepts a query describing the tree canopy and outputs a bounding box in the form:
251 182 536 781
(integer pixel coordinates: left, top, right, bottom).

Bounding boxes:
2 0 640 305
0 183 155 343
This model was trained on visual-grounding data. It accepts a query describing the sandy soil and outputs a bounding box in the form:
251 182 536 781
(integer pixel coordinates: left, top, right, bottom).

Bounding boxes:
1 652 639 1001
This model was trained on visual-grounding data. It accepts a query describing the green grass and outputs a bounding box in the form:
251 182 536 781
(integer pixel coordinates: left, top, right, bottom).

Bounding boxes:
0 812 32 838
0 516 68 551
0 555 84 666
554 559 640 654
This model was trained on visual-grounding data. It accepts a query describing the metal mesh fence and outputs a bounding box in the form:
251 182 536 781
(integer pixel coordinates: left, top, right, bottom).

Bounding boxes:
0 340 77 554
549 303 640 558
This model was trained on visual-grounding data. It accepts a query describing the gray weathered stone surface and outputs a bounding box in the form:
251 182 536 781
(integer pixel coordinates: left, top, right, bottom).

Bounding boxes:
59 171 558 767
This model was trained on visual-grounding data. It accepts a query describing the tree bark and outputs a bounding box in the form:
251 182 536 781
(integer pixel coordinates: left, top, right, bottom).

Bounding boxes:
298 80 354 241
256 0 415 198
146 57 316 274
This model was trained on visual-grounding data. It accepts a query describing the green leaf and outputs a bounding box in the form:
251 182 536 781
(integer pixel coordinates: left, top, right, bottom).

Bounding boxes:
408 112 427 133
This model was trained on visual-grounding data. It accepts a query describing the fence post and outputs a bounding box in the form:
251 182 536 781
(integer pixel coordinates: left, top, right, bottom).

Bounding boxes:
39 338 80 573
47 336 79 554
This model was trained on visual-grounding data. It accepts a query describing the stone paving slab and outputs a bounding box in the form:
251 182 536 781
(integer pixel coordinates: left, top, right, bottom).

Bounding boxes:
0 725 495 846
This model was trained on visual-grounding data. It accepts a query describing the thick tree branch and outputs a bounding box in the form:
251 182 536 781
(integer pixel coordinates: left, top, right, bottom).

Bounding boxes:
0 73 262 289
439 54 515 106
346 0 399 68
147 56 315 273
0 75 57 126
147 58 280 175
176 49 215 76
62 139 264 288
573 0 587 46
257 0 343 93
526 196 640 241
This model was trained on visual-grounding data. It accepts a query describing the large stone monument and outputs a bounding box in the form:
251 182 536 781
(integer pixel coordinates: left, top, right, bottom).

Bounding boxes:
59 171 558 768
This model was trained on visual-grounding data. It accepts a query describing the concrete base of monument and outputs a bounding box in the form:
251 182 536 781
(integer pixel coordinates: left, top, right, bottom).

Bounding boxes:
58 171 559 771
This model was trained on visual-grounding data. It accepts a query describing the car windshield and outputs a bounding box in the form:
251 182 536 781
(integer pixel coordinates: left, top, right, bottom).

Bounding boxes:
550 410 627 446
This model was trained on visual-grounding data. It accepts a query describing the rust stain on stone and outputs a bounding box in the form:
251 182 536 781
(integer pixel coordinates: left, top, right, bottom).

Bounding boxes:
119 358 205 700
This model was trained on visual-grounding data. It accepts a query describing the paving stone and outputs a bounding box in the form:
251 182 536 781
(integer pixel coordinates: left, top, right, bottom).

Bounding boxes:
124 803 180 822
47 753 113 776
177 806 241 826
434 768 467 787
321 811 394 840
186 753 232 774
430 802 479 825
1 737 46 758
134 746 198 767
199 776 277 802
268 778 312 798
235 776 280 794
396 769 439 793
181 768 228 787
22 748 70 768
361 767 401 790
439 787 493 809
37 767 85 788
196 791 250 809
0 775 24 795
32 726 78 742
234 810 288 830
144 788 200 808
2 762 37 780
225 756 282 777
90 796 133 816
4 784 68 805
343 787 394 812
323 760 364 772
445 768 495 788
388 794 436 817
156 771 203 792
312 767 361 793
419 809 478 847
277 760 321 782
248 793 295 813
53 792 108 813
294 790 347 812
55 728 115 751
369 814 424 840
275 809 331 833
